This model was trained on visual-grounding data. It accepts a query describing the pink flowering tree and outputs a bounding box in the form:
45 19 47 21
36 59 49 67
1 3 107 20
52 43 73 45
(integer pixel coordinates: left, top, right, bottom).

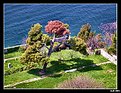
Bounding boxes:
45 20 70 36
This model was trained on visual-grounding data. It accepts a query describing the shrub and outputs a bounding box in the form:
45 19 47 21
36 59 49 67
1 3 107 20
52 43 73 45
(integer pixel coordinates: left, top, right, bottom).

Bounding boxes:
57 75 103 88
18 45 27 53
77 23 94 42
106 32 117 55
68 37 88 55
4 63 39 76
42 34 51 46
107 47 116 55
86 34 105 52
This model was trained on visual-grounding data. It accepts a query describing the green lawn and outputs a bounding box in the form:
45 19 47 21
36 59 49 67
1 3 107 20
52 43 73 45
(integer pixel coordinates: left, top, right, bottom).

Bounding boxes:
4 58 24 71
4 70 41 85
4 49 116 88
4 51 22 59
6 63 116 89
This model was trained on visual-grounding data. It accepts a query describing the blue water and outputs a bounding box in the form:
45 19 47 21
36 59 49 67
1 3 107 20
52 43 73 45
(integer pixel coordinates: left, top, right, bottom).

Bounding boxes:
4 4 116 48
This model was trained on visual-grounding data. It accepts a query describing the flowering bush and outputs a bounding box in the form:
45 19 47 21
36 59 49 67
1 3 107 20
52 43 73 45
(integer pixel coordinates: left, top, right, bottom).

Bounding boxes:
45 20 70 36
99 22 117 34
99 22 117 55
86 34 106 51
57 75 103 88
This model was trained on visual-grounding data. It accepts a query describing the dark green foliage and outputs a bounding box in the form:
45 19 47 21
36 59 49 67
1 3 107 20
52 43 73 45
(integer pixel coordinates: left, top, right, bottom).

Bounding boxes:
68 37 88 55
64 23 69 29
5 47 19 54
107 32 117 55
18 45 27 53
77 23 94 42
42 34 51 45
107 47 116 55
111 32 116 49
4 64 39 76
20 23 49 68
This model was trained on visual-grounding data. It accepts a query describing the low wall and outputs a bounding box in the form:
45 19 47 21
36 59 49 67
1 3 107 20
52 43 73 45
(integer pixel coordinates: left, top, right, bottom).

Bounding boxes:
99 49 117 65
4 44 26 50
4 44 26 53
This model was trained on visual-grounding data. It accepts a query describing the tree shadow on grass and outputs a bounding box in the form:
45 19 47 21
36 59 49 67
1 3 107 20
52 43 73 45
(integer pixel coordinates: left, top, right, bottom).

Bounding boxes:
27 58 103 77
46 58 103 75
27 68 41 76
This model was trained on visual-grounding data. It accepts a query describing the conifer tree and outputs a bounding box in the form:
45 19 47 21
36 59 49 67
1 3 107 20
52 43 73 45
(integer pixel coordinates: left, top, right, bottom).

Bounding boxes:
20 23 49 72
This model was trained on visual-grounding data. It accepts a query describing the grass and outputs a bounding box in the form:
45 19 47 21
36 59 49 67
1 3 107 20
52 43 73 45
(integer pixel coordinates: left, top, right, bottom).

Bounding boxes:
84 54 109 63
4 51 22 59
4 49 116 88
7 63 116 89
4 69 41 85
4 58 24 71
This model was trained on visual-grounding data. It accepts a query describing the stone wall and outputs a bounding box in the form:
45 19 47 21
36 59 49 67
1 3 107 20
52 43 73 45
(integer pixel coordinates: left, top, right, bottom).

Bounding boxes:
99 49 117 65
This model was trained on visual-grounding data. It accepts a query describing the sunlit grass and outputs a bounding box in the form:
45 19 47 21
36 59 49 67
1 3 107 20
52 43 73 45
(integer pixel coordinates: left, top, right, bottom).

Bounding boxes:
4 51 22 59
6 63 116 89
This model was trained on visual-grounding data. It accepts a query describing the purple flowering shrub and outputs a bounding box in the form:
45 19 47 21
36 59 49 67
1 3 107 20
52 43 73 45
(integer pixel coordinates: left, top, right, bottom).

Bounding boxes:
99 22 117 54
57 75 103 88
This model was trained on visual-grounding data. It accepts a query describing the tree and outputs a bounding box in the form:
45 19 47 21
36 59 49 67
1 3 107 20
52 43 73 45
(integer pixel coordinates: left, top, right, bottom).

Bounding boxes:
99 22 117 47
99 22 117 55
86 33 106 52
99 22 116 34
36 20 70 74
45 20 70 36
20 23 50 73
77 23 93 42
68 37 88 55
107 32 117 55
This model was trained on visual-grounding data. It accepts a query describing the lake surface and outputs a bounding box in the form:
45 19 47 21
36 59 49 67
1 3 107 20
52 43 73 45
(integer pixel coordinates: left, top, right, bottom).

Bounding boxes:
4 4 117 48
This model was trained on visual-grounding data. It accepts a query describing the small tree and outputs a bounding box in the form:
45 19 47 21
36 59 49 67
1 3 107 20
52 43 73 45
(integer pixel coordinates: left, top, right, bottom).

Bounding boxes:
68 37 88 55
20 23 50 72
77 23 93 42
99 22 117 55
45 20 70 36
86 34 105 52
107 32 117 55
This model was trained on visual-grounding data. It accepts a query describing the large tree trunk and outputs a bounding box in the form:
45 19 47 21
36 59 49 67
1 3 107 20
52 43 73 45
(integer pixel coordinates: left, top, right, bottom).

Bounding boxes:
40 40 54 75
39 62 48 75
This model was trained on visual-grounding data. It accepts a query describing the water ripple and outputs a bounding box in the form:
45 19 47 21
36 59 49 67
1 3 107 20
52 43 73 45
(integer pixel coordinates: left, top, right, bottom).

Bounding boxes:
4 4 116 48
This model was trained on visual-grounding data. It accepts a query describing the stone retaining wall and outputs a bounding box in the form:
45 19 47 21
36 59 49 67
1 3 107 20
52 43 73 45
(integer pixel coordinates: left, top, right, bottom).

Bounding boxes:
99 49 117 65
